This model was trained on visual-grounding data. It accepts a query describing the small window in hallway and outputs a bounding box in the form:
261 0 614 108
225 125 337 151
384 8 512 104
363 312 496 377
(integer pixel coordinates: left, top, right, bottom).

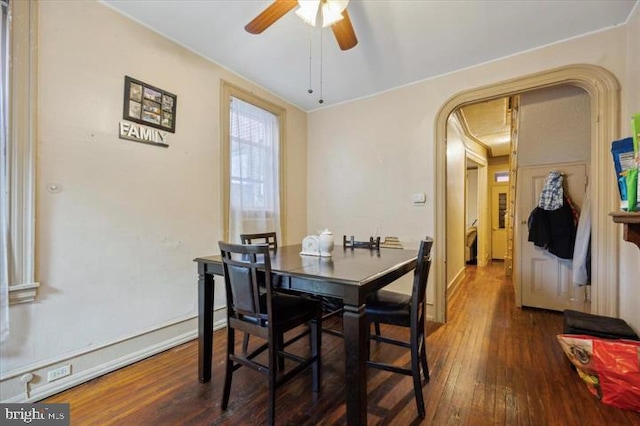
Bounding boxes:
494 171 509 182
498 193 507 229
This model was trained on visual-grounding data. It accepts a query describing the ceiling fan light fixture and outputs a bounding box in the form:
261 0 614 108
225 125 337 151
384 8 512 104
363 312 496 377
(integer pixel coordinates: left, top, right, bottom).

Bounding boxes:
320 0 348 27
295 0 320 26
296 0 348 28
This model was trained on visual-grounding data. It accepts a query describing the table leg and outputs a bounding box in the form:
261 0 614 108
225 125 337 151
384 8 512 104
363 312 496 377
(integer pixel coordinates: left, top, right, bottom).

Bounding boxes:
198 265 215 383
343 303 368 425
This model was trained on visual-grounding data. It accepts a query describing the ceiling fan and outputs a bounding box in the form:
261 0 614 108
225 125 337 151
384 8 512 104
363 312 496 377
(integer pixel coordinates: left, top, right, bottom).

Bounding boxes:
245 0 358 51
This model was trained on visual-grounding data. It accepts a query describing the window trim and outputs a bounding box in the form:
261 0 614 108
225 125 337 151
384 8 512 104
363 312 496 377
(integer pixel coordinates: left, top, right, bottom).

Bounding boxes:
6 0 39 304
220 81 287 244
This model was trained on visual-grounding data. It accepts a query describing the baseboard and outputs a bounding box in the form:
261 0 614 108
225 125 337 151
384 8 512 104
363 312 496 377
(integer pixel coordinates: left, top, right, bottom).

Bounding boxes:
0 308 227 403
447 267 467 300
425 301 436 322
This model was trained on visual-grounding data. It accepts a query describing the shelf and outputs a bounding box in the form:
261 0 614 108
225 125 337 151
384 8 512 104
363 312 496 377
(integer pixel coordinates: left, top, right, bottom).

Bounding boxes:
610 211 640 250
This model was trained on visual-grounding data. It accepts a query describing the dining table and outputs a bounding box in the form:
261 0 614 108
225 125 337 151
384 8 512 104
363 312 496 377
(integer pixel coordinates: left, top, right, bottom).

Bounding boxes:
194 243 419 425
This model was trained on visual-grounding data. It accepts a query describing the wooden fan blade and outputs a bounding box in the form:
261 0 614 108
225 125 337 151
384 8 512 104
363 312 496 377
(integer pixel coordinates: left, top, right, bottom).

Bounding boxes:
245 0 298 34
331 9 357 50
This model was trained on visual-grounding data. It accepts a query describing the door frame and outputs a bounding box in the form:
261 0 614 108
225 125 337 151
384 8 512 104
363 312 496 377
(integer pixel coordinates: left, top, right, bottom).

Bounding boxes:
434 64 620 323
490 183 508 261
465 151 488 266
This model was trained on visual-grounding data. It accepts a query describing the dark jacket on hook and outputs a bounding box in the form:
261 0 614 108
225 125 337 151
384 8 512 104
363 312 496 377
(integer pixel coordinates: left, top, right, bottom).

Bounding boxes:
527 199 576 260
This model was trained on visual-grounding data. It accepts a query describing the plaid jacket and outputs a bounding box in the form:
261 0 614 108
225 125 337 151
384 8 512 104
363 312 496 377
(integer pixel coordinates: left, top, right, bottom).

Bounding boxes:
538 171 563 210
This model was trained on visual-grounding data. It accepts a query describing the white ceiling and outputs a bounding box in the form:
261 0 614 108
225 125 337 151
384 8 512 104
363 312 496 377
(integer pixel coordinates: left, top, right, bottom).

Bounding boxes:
101 0 637 112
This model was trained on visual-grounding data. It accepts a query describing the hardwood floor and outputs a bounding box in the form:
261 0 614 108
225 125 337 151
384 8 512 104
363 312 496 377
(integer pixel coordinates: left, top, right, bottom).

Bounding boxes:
45 263 640 425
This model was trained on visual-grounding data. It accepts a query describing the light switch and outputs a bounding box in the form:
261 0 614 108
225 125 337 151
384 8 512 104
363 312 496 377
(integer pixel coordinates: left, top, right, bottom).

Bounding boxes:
412 193 426 204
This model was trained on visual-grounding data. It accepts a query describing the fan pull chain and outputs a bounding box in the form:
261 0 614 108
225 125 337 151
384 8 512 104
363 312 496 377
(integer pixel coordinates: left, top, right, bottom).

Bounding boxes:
307 26 313 94
319 29 324 104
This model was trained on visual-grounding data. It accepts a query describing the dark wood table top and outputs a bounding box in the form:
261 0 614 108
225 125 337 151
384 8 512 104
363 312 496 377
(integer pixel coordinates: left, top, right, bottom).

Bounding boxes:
195 244 418 287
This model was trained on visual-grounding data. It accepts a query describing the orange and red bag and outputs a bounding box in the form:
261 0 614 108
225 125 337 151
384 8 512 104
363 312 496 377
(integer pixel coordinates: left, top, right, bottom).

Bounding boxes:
557 334 640 412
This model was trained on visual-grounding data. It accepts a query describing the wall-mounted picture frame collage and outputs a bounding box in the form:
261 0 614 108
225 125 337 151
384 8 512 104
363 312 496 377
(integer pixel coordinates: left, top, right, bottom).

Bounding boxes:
123 76 177 133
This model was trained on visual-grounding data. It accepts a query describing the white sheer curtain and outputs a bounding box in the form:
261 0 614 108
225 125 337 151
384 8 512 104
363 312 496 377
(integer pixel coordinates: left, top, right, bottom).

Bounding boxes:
1 0 10 342
228 96 281 243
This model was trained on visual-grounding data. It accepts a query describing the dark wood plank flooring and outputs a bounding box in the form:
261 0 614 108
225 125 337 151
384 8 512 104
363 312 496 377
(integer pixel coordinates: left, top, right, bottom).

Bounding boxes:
45 263 640 425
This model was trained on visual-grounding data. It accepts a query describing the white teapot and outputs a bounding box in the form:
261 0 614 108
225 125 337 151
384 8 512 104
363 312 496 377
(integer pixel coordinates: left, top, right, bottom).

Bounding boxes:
319 229 334 257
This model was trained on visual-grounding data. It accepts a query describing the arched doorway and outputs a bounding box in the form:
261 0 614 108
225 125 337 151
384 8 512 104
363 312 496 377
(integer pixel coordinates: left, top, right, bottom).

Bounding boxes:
433 64 620 323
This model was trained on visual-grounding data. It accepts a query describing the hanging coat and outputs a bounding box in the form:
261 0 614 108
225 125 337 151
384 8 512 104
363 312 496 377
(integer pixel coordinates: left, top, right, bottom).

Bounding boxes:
538 170 564 211
527 196 576 260
572 189 591 285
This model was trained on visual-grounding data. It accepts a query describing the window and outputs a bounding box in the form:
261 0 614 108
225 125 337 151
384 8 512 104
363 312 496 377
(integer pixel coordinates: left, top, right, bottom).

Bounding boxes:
1 0 39 312
494 171 509 183
498 192 507 229
230 97 277 213
221 83 286 243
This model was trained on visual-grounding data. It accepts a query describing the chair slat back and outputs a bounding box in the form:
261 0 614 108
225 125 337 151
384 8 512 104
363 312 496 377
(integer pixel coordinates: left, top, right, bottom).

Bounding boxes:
219 241 272 323
343 235 381 250
412 238 434 317
240 232 278 249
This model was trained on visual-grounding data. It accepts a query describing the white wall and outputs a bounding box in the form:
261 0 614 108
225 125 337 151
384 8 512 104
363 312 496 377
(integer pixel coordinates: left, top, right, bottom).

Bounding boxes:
0 1 308 401
518 85 591 167
446 117 467 290
307 24 632 324
619 3 640 334
307 90 435 243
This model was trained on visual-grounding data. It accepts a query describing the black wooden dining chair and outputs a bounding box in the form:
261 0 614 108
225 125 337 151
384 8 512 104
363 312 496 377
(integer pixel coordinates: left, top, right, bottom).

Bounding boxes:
343 235 381 250
365 237 433 418
239 232 278 353
240 231 278 249
218 241 322 426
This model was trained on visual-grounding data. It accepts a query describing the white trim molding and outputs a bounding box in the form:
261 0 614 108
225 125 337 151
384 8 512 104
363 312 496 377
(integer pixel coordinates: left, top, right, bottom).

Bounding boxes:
435 64 620 323
7 282 38 304
7 0 39 303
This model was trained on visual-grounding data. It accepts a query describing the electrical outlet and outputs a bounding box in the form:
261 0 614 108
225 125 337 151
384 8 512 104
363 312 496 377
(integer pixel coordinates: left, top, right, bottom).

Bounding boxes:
47 364 71 382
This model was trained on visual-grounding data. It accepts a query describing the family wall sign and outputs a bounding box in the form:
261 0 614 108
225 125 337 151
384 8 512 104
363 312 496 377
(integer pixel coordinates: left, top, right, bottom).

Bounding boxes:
118 76 177 147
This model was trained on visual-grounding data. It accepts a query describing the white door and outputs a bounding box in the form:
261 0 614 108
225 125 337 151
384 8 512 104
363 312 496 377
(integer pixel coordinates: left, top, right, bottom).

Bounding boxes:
518 162 588 311
491 185 508 260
